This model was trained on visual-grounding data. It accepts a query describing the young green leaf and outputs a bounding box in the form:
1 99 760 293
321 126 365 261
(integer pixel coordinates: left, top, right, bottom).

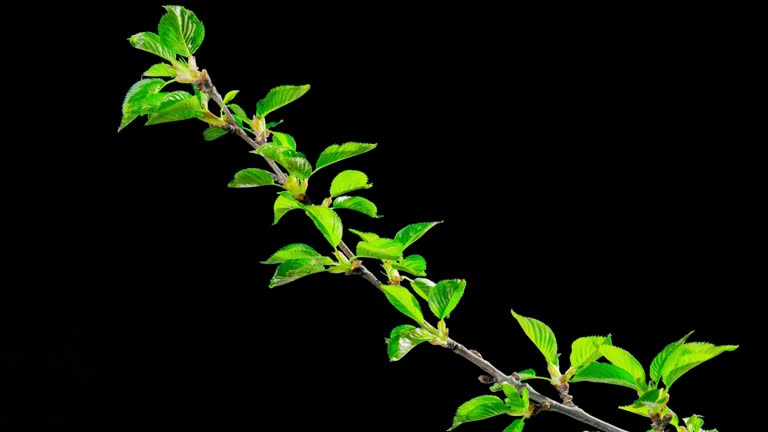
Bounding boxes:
143 63 176 77
227 103 249 121
660 342 738 389
599 345 647 391
262 243 334 265
119 78 166 131
683 415 705 432
448 395 510 430
650 331 694 384
303 205 343 248
269 257 328 288
145 92 204 125
229 168 277 188
511 310 558 365
329 170 372 198
569 335 612 373
271 131 297 150
128 32 177 62
347 229 380 242
355 238 404 261
380 285 424 324
502 419 525 432
314 142 377 172
256 85 310 118
222 90 239 105
279 151 313 179
158 5 205 57
327 262 355 274
516 369 540 381
571 362 639 390
273 192 302 224
386 324 434 361
428 279 466 320
332 196 380 218
618 389 668 418
203 127 228 141
391 255 427 277
501 384 529 413
394 221 442 250
410 278 435 300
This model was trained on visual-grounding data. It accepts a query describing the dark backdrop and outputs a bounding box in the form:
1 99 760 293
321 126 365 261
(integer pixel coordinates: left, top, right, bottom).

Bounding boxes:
17 1 762 431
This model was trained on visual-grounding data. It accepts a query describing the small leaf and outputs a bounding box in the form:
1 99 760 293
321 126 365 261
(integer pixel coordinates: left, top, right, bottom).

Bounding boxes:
256 85 310 118
571 362 639 390
348 229 380 242
410 278 435 300
391 255 427 276
394 221 442 250
158 5 205 57
262 243 334 265
327 263 355 274
269 258 328 288
315 142 377 172
271 131 297 150
128 32 177 62
145 92 204 125
203 127 228 141
683 415 705 432
386 324 434 361
570 335 612 372
660 342 738 389
380 285 424 324
428 279 466 319
600 345 647 391
330 170 372 198
650 331 694 384
143 63 176 77
229 168 276 188
511 310 558 365
304 206 343 248
517 369 539 381
227 103 248 121
273 192 301 224
501 384 529 412
449 395 510 430
332 196 379 218
356 238 404 261
222 90 239 105
502 419 525 432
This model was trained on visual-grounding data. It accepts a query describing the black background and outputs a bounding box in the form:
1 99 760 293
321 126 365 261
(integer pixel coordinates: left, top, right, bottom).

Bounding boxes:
15 1 762 431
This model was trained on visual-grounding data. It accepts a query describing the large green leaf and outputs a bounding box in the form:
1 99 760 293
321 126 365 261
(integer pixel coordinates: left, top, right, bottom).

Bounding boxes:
502 419 525 432
273 192 301 224
428 279 466 319
256 85 310 118
391 255 427 276
329 170 372 198
314 142 377 172
386 324 434 361
203 127 228 141
119 79 166 131
143 63 176 77
269 258 328 288
410 278 435 300
303 206 343 248
660 342 738 389
448 395 510 430
511 310 558 365
355 238 404 261
570 335 612 372
145 92 204 125
599 345 647 391
332 196 379 218
270 131 297 150
128 32 177 62
262 243 334 265
228 168 276 188
571 362 639 390
394 221 442 250
347 229 379 242
650 331 694 384
158 5 205 57
380 285 424 324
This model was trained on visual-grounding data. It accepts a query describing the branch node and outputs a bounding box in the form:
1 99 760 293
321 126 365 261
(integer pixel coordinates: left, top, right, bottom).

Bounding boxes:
478 375 496 384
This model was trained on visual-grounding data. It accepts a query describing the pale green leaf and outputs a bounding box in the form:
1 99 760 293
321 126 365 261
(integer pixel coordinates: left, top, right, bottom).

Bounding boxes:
571 362 639 390
228 168 276 188
128 32 177 62
684 415 704 432
256 85 310 118
143 63 176 77
650 331 694 384
428 279 466 319
145 92 203 125
304 205 343 248
394 221 442 250
347 229 379 242
516 368 539 381
385 324 434 361
273 192 301 224
501 384 529 412
356 238 404 261
449 395 510 430
391 255 427 276
511 310 558 365
600 345 647 391
269 257 328 288
203 127 228 141
327 263 355 274
502 419 525 432
661 342 738 389
570 335 612 372
262 243 334 264
330 170 372 197
380 285 424 324
222 90 239 105
410 278 435 300
271 131 297 150
314 142 377 172
332 196 379 218
227 103 248 121
158 5 205 57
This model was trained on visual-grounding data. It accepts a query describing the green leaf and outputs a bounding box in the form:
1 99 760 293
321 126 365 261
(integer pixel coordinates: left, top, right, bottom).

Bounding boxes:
269 258 328 288
262 243 334 264
145 92 204 125
332 196 379 218
222 90 239 105
599 345 647 391
256 85 310 118
516 368 539 381
273 192 301 224
327 263 355 274
571 362 639 390
448 395 510 430
143 63 176 77
391 255 427 276
228 168 276 188
203 127 228 141
329 170 372 198
385 324 434 361
119 78 166 131
128 32 177 62
158 5 205 57
684 415 704 432
570 335 612 372
650 331 694 384
502 419 525 432
394 221 442 250
303 205 343 248
511 310 558 365
280 151 313 179
380 285 424 324
428 279 466 319
314 142 377 172
227 103 248 120
660 342 738 389
410 278 435 300
348 229 380 242
271 131 297 150
356 238 404 261
501 384 529 413
618 389 667 418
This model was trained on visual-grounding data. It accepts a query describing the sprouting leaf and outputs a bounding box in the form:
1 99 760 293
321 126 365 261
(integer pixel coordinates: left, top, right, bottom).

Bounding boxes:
511 310 558 365
391 255 427 276
145 92 204 125
501 384 529 413
385 324 434 361
650 331 694 384
348 229 379 242
271 131 297 150
448 395 510 430
380 285 424 324
256 85 310 118
128 32 177 62
410 278 435 300
262 243 334 265
303 205 343 248
502 419 525 432
222 90 239 105
516 369 539 381
327 263 355 274
428 279 466 319
356 238 404 261
394 221 442 250
143 63 176 77
273 192 302 224
571 362 639 390
119 78 166 131
618 389 668 418
332 196 379 218
203 127 228 141
660 342 738 389
227 103 248 121
330 170 372 198
228 168 276 188
570 335 612 373
600 345 647 391
269 257 328 288
683 415 705 432
314 142 377 172
158 5 205 57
